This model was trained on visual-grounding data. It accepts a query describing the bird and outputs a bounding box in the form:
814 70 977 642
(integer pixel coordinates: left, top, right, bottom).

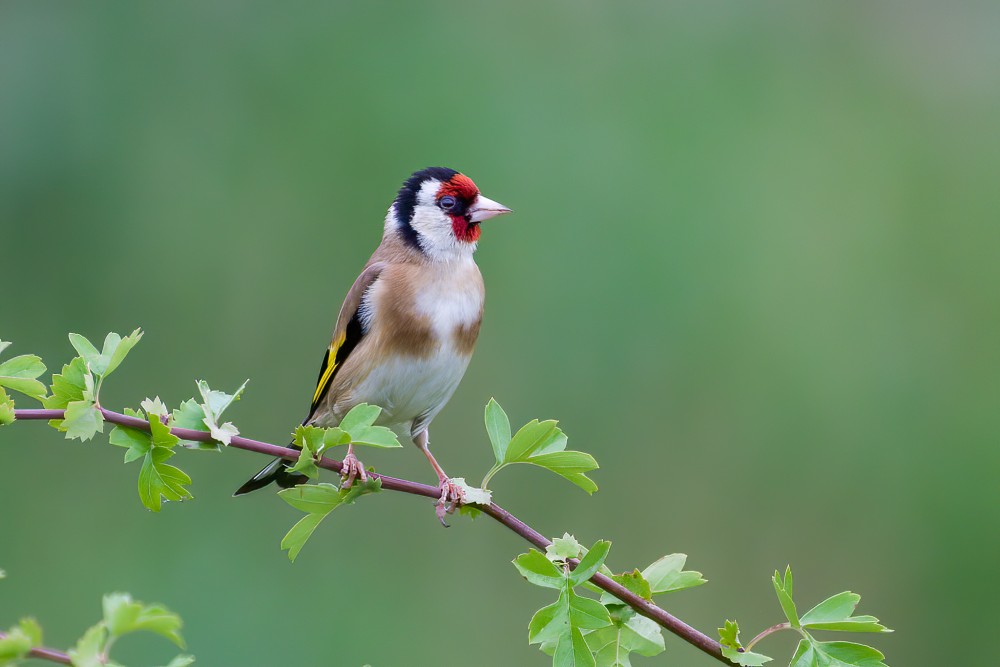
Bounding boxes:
234 167 511 516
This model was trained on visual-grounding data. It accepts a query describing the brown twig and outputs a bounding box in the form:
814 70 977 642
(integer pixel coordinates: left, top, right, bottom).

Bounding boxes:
12 407 733 664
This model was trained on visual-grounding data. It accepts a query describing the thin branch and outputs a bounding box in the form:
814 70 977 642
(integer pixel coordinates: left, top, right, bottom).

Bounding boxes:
0 631 72 665
13 408 733 665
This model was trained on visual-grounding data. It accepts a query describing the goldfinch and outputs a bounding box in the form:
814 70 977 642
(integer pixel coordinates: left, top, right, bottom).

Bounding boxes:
235 167 511 511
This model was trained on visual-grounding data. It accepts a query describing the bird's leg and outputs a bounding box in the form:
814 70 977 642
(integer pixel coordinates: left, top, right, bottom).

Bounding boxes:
340 443 367 488
414 430 464 525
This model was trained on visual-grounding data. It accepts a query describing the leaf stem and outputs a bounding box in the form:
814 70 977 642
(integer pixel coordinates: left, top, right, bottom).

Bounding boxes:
481 463 504 489
745 622 792 651
13 407 736 665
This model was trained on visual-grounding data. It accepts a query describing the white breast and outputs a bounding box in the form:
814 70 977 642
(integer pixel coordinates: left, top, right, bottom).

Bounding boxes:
347 258 483 440
351 350 472 441
414 261 483 337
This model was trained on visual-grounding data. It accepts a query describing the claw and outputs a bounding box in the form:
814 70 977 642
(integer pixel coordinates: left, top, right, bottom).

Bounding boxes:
340 449 367 489
434 478 465 527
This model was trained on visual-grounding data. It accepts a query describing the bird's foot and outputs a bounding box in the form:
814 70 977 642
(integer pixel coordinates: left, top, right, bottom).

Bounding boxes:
434 478 466 527
340 450 367 489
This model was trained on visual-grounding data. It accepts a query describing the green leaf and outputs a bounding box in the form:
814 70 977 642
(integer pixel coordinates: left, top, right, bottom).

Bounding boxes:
799 592 891 633
527 561 612 665
338 403 381 430
68 623 107 667
530 451 600 476
137 415 191 511
562 472 599 494
103 328 143 377
790 639 888 667
506 419 564 461
68 329 143 379
719 620 772 667
482 408 599 493
196 379 247 445
0 389 14 426
553 626 595 667
129 605 185 647
169 399 215 451
772 566 799 628
599 570 652 605
278 479 381 561
641 553 707 595
592 638 630 667
44 357 87 408
718 619 740 650
285 425 352 477
568 593 612 629
102 593 185 649
0 617 40 663
529 594 569 645
140 397 168 417
42 357 88 430
502 419 598 493
722 647 773 667
338 403 401 448
67 333 101 371
109 411 153 463
570 540 611 585
0 343 47 401
485 398 511 464
16 618 42 648
547 533 584 561
278 482 343 513
63 400 104 441
286 426 328 478
514 550 567 589
139 450 192 511
161 656 195 667
458 505 482 520
104 592 141 636
281 513 328 563
619 614 665 657
588 612 666 666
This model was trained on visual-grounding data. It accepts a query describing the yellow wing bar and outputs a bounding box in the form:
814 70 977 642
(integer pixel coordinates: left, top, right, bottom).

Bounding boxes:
311 332 346 406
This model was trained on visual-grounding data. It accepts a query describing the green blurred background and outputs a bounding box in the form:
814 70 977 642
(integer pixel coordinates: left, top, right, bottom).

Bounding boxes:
2 2 998 665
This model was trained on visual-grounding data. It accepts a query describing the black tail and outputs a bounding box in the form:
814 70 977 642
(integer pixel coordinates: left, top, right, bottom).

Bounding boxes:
233 453 308 496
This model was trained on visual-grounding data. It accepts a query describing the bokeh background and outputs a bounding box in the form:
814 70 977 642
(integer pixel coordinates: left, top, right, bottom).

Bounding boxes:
2 2 998 666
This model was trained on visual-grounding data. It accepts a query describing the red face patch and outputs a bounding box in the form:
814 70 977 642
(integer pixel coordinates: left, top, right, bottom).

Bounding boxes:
438 173 482 243
436 173 479 201
451 215 482 243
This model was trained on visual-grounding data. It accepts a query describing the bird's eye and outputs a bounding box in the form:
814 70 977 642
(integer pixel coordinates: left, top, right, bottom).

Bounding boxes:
438 195 457 210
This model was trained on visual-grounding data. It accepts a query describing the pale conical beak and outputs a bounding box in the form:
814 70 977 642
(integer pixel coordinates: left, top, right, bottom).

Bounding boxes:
467 194 512 223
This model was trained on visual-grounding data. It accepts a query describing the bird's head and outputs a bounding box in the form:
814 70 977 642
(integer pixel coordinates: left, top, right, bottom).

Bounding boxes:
389 167 511 259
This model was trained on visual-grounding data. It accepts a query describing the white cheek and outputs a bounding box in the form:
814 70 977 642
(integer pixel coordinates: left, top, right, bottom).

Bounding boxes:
409 206 456 251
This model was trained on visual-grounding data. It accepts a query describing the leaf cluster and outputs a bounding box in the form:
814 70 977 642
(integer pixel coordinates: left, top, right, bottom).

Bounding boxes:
278 478 382 561
68 593 191 667
481 399 598 494
0 340 48 426
720 567 892 667
1 571 191 667
285 404 401 479
0 618 41 666
41 330 144 441
515 537 705 667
